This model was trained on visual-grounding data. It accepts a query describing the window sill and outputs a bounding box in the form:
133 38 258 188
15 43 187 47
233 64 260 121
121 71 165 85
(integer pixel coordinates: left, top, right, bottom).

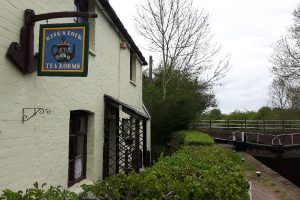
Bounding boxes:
130 80 137 87
89 49 96 57
68 179 93 194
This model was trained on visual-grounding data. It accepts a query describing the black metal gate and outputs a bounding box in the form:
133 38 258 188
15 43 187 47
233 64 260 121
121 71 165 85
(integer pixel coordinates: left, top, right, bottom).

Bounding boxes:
103 96 149 178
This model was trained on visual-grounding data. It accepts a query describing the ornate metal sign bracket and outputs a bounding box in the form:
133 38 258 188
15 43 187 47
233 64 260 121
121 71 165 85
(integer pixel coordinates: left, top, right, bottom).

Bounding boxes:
22 108 52 123
7 9 97 74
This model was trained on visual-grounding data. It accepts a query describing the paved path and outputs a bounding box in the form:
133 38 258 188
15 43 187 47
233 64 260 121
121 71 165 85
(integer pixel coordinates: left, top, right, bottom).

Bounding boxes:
218 143 300 200
241 152 300 200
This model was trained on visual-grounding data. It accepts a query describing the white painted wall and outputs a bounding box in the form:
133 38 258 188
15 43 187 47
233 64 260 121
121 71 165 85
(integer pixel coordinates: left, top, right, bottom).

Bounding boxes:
0 0 150 191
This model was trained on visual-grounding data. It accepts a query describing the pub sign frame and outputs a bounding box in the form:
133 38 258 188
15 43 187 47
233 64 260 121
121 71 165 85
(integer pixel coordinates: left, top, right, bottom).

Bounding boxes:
38 23 89 77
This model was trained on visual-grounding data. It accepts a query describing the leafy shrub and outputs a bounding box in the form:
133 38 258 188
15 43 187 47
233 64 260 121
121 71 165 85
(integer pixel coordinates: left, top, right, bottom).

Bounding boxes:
0 182 78 200
81 146 249 200
151 145 165 161
172 131 187 145
143 69 217 146
183 131 214 146
172 131 214 146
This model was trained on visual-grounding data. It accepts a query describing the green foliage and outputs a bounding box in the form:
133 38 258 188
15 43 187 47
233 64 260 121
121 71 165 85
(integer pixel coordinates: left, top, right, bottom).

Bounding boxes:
172 131 187 145
0 182 78 200
199 106 300 120
226 111 257 120
151 145 166 161
183 131 214 146
143 69 216 146
81 146 249 200
199 108 224 120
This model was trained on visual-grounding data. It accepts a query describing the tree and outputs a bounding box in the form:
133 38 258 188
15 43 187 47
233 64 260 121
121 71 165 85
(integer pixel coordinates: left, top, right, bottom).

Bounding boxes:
269 5 300 110
268 77 300 109
271 6 300 81
255 107 274 120
286 86 300 109
136 0 230 100
268 78 288 109
207 108 223 120
225 110 257 120
143 69 216 145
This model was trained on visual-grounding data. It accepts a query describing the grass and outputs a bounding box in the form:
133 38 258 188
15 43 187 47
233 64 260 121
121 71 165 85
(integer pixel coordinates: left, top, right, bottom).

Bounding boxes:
178 130 215 146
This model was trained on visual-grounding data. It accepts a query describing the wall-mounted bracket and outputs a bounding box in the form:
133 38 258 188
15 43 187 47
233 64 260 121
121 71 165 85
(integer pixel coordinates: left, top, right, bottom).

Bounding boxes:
7 9 97 74
22 108 52 123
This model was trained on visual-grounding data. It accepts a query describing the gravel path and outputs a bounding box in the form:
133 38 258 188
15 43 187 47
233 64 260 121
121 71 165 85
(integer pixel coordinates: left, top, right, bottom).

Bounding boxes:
250 179 280 200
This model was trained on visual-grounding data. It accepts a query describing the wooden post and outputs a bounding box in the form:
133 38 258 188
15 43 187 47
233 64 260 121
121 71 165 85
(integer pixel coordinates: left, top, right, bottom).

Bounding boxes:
115 108 120 174
143 120 147 167
125 150 128 173
103 102 110 178
134 119 140 173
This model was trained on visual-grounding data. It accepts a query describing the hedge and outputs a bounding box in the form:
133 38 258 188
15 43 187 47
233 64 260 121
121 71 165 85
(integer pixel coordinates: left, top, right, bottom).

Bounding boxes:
80 146 249 199
0 183 78 200
172 130 214 146
183 131 214 146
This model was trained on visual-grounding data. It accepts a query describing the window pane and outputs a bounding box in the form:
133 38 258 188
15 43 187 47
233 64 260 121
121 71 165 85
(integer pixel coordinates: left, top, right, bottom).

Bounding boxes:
80 117 87 132
74 157 83 179
69 137 76 159
68 160 74 182
77 136 84 156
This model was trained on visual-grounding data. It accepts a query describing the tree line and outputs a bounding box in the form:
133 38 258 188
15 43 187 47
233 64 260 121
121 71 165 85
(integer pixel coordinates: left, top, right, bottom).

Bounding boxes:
199 107 300 121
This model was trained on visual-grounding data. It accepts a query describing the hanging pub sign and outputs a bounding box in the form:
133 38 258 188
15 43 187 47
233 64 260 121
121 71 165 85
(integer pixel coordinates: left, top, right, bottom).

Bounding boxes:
38 23 89 77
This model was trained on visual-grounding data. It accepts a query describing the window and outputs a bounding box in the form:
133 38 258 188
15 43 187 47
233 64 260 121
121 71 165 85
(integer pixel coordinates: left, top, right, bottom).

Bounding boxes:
68 111 88 187
74 0 88 23
130 50 136 83
74 0 96 52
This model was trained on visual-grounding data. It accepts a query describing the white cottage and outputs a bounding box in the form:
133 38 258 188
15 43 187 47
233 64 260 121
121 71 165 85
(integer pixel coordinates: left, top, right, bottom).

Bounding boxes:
0 0 151 191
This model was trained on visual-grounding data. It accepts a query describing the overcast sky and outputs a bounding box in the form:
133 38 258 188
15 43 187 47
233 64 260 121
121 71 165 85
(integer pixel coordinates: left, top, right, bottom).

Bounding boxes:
109 0 299 114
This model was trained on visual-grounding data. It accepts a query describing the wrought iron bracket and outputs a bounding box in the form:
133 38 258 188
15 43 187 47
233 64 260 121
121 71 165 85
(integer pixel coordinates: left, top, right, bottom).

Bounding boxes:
22 108 52 123
7 9 97 74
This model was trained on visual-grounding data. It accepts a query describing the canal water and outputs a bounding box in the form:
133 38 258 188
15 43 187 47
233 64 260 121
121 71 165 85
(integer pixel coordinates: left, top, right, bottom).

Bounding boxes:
255 157 300 187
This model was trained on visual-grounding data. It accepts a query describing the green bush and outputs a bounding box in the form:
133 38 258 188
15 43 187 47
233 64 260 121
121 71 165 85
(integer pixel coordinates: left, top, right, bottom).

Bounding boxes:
183 131 214 146
143 69 216 146
0 182 78 200
172 131 214 146
172 131 186 145
81 146 249 200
